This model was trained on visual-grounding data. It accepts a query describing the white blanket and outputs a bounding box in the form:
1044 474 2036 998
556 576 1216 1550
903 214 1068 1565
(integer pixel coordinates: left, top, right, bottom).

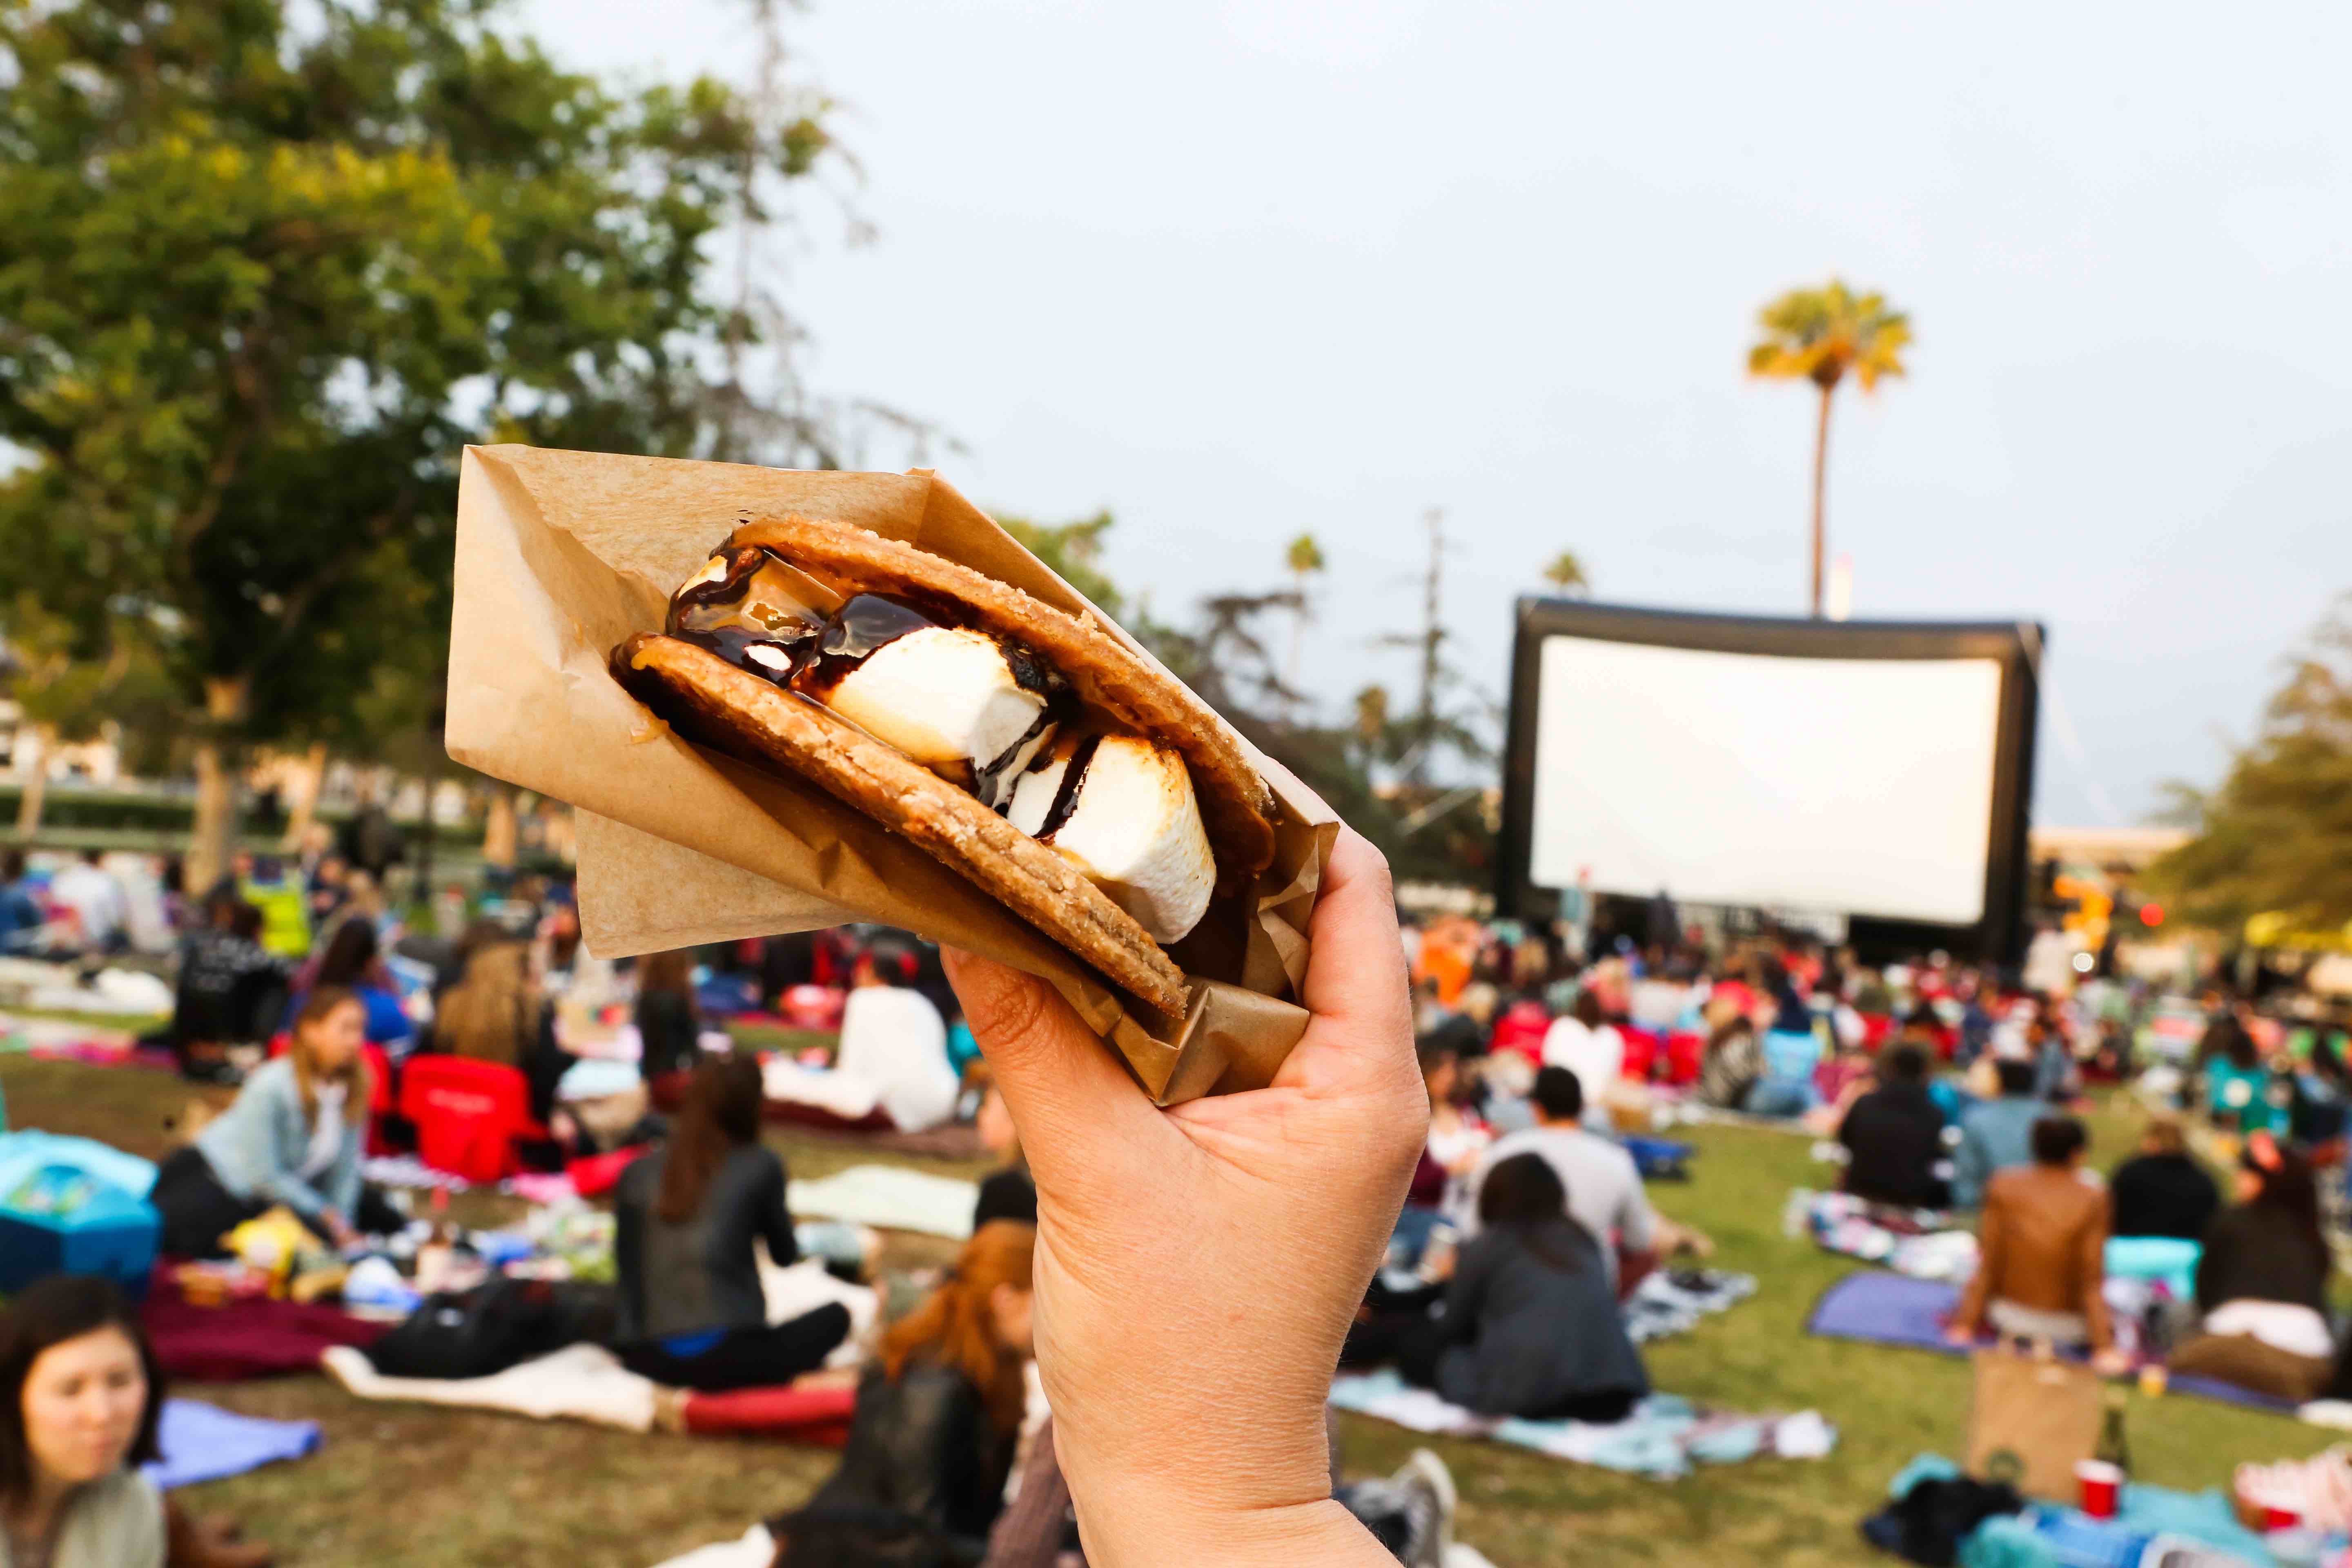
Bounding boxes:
786 1165 979 1240
650 1525 775 1568
321 1261 877 1424
756 1253 879 1368
762 1058 884 1120
322 1342 659 1431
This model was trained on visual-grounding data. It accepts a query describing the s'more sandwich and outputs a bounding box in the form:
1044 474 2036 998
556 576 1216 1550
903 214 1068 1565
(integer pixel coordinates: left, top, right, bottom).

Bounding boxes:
610 517 1278 1025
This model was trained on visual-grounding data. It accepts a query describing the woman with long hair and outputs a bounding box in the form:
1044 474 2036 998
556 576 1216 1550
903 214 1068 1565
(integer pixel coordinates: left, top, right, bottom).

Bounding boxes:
432 936 580 1130
288 916 412 1054
1693 1015 1762 1110
2170 1135 2339 1403
1341 1153 1647 1423
150 987 374 1256
612 1055 848 1392
633 949 704 1085
778 1220 1037 1565
0 1276 165 1568
1427 1154 1648 1421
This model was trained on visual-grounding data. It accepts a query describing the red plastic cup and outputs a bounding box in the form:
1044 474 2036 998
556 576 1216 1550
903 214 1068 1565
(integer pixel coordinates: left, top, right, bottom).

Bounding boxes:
2262 1503 2302 1532
2076 1460 2123 1520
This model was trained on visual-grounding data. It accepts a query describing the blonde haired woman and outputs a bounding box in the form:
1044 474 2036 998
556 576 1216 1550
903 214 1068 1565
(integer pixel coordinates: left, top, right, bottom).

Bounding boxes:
433 935 577 1129
151 987 372 1256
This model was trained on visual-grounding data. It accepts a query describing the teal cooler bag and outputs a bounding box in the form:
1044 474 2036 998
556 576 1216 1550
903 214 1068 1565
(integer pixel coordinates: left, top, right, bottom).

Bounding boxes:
0 1167 161 1297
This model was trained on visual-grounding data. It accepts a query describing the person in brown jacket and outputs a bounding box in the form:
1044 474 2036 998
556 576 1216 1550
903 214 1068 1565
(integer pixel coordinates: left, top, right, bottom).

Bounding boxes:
1946 1115 2132 1376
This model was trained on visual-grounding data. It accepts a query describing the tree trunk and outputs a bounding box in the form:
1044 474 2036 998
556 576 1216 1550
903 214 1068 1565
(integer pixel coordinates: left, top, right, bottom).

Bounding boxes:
278 740 330 851
187 676 250 895
415 771 436 915
13 724 51 843
482 784 519 869
1810 381 1834 618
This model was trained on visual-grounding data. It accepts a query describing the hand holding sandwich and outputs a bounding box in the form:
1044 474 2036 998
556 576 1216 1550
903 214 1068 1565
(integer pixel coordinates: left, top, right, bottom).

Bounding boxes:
947 828 1425 1568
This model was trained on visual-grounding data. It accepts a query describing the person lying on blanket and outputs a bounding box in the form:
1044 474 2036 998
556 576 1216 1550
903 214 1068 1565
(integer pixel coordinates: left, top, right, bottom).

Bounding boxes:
1341 1153 1651 1425
612 1055 852 1392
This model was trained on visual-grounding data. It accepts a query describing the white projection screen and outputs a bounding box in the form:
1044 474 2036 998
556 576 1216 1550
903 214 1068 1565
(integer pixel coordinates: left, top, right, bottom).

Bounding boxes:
1497 603 2041 957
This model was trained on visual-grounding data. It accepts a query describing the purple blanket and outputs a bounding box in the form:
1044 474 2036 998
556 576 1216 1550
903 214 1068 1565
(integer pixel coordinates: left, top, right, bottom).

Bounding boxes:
1804 1270 2295 1414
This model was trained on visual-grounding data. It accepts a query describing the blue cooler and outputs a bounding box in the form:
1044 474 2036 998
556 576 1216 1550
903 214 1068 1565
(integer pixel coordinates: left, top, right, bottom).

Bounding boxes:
0 1167 160 1297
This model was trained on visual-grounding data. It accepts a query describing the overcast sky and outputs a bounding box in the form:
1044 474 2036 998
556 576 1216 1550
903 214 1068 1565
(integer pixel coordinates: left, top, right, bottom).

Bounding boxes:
531 0 2352 824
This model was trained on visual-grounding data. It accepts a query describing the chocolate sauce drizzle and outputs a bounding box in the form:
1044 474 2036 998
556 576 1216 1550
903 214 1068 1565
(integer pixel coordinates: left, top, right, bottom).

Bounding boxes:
666 548 841 688
667 548 1089 824
975 708 1058 812
1034 735 1102 843
794 594 948 698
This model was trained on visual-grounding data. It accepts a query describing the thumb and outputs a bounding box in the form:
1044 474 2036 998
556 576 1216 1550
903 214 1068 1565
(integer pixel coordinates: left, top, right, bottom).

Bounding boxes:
943 949 1163 1182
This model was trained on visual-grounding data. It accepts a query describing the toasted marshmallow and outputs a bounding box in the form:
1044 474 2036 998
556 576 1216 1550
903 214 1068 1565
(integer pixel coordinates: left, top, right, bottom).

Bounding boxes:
1007 735 1214 944
821 626 1056 792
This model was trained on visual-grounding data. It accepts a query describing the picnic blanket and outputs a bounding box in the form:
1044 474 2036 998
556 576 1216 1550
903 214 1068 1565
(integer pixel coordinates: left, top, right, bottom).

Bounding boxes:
1329 1370 1836 1480
1874 1454 2276 1568
1788 1189 1978 1280
142 1399 320 1489
1803 1271 2297 1414
1623 1269 1757 1344
786 1165 977 1240
143 1270 385 1381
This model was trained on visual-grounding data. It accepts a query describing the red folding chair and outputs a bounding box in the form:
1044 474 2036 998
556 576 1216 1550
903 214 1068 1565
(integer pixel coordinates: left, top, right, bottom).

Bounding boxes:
1618 1026 1662 1083
397 1056 550 1184
1662 1030 1706 1087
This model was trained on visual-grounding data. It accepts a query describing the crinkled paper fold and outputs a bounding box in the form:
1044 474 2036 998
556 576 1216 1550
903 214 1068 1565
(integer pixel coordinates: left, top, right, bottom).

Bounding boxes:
444 445 1337 1102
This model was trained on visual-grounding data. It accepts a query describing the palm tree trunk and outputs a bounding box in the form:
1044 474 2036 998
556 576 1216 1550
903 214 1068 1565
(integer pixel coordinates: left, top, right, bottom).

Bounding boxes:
187 675 249 895
13 724 52 843
1810 383 1833 618
278 741 330 851
482 783 519 869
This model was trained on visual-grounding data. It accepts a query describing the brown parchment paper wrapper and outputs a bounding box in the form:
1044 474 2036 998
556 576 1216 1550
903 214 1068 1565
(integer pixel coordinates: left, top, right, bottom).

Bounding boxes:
444 445 1339 1104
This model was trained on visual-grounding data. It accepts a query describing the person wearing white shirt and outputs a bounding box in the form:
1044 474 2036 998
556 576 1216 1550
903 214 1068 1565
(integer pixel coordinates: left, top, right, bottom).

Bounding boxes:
47 851 128 954
1461 1066 1658 1294
1541 990 1624 1128
833 939 959 1133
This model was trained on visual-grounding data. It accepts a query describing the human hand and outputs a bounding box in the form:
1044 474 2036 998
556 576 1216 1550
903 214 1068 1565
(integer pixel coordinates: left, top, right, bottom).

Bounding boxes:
2091 1347 2133 1378
1943 1323 1977 1348
946 828 1425 1567
322 1211 360 1250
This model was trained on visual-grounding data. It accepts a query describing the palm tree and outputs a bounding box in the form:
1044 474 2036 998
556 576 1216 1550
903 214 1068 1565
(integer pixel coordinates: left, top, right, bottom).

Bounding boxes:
1747 281 1911 616
1541 550 1590 597
1284 532 1325 694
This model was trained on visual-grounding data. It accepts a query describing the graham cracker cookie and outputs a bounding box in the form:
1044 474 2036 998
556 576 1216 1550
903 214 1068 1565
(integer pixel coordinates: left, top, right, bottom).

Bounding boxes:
724 515 1277 890
612 633 1191 1022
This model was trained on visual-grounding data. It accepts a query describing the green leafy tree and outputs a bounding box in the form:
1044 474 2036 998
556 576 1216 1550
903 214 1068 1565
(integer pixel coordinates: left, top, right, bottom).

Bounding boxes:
0 595 172 840
2148 597 2352 934
1541 550 1590 596
1747 281 1911 617
0 0 844 888
998 511 1123 617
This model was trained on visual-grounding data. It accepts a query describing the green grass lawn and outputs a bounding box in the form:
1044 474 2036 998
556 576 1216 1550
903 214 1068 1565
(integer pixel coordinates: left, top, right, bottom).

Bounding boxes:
0 1054 2336 1566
